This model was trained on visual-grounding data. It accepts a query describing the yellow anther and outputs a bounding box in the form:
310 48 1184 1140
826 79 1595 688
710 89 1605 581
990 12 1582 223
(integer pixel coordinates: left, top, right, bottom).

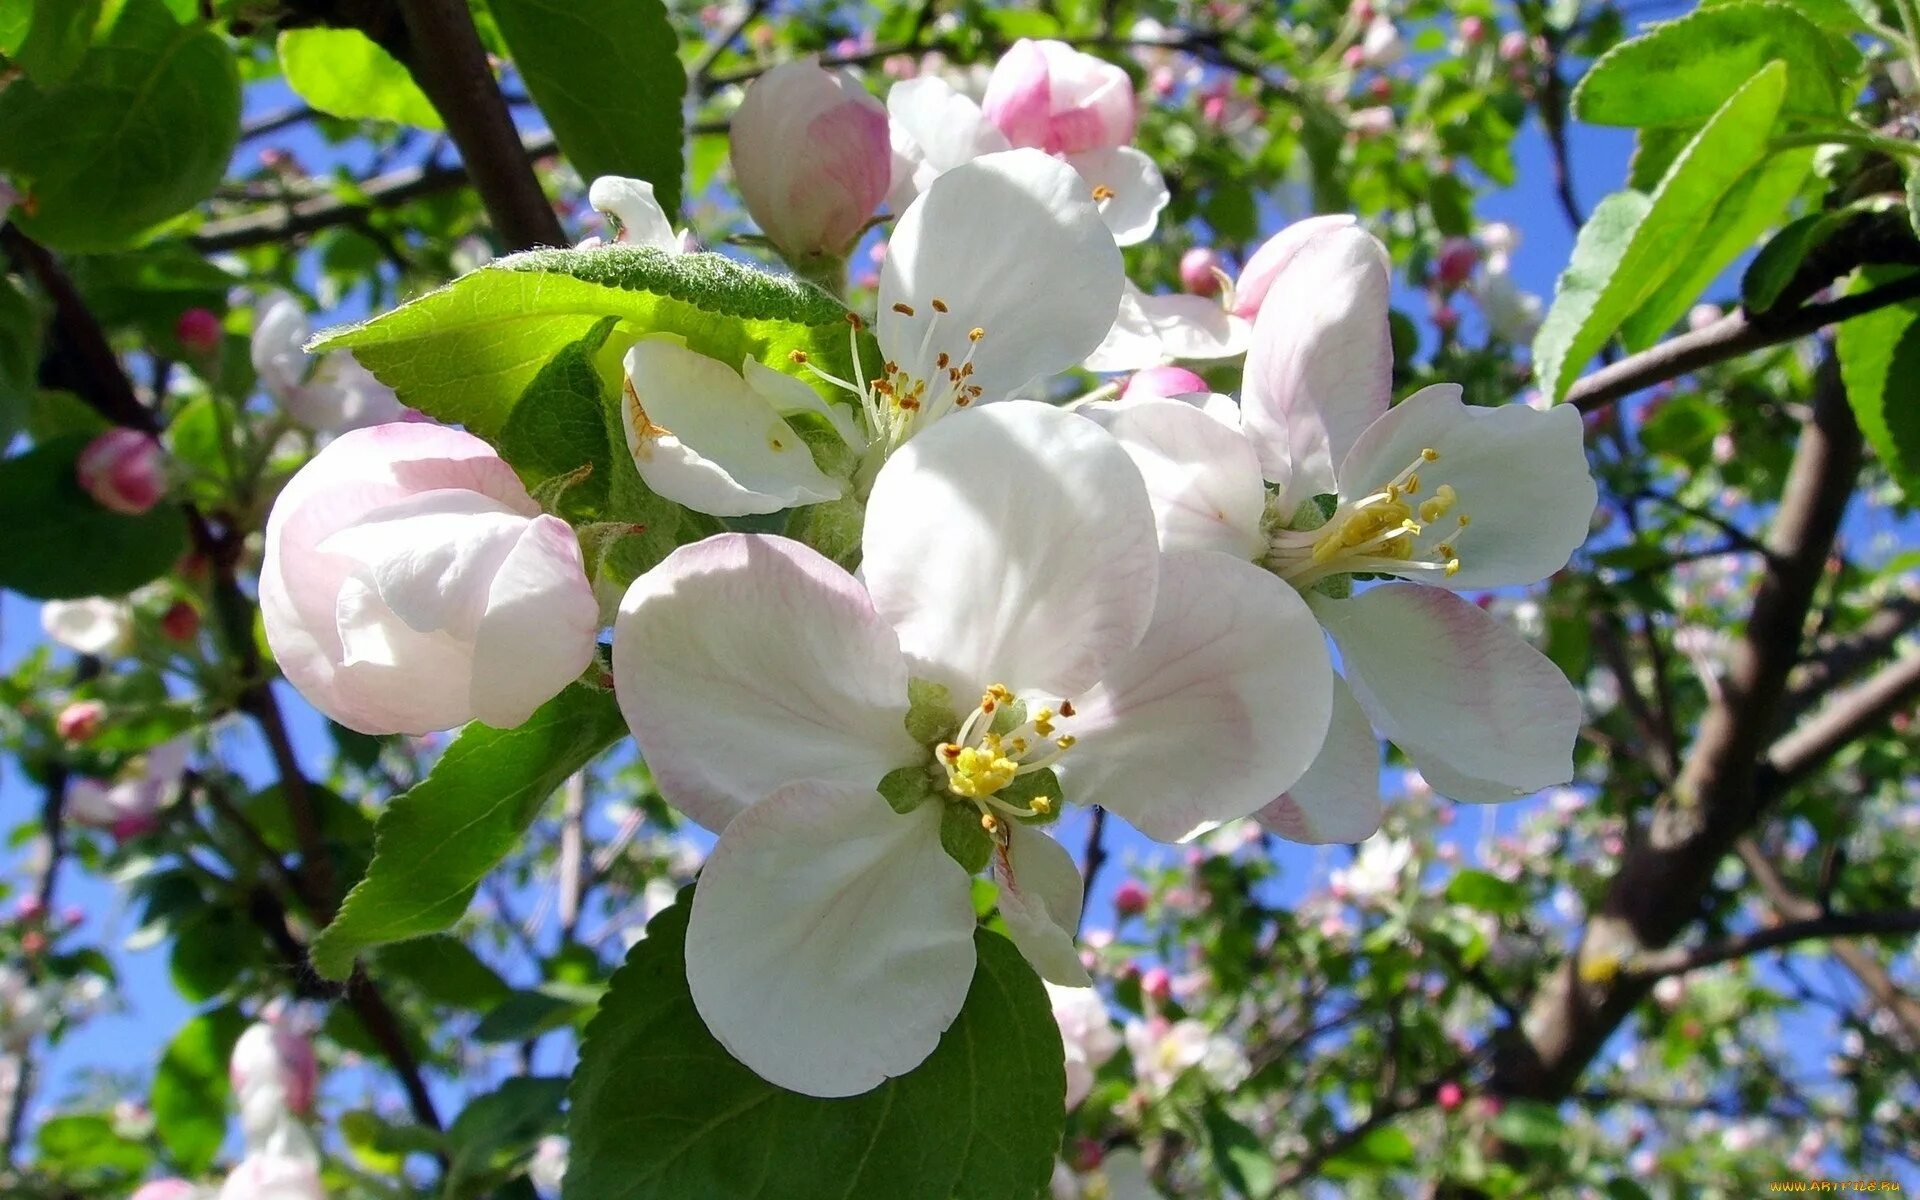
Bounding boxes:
981 812 1000 832
893 302 916 316
1435 542 1454 557
1010 737 1029 754
1457 514 1472 527
1056 735 1077 749
931 297 950 312
1444 559 1461 577
968 327 985 342
1030 797 1053 815
1403 472 1419 495
1091 184 1116 202
1421 447 1439 461
788 349 809 363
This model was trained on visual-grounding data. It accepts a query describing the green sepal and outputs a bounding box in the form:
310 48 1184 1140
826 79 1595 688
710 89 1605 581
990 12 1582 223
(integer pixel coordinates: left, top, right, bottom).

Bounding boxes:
905 678 959 744
879 766 940 815
1001 770 1064 827
939 804 994 874
1310 573 1355 600
988 699 1028 738
1290 495 1337 530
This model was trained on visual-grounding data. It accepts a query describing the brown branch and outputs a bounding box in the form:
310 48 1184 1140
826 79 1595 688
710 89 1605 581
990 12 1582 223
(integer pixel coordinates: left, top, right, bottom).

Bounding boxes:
1492 353 1862 1100
1269 1080 1446 1192
1078 806 1110 925
1782 588 1920 723
1564 274 1920 412
389 0 564 251
1625 907 1920 979
1 228 155 433
1765 650 1920 788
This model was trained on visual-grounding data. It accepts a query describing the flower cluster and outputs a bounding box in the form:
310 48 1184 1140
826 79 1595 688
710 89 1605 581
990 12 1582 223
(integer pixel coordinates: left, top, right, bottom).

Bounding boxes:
250 40 1596 1103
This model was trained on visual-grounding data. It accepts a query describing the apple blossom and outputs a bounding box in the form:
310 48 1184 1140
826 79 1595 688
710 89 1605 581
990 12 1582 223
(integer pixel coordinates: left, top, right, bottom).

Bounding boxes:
1124 1016 1246 1095
528 1135 568 1199
66 736 189 839
55 699 105 742
1231 214 1360 320
77 428 167 515
231 1012 318 1123
1052 1150 1161 1200
1048 981 1121 1108
219 1141 326 1200
730 59 891 267
260 424 600 735
1360 17 1402 66
176 306 223 355
40 597 132 655
1099 223 1594 821
612 401 1331 1095
1113 878 1151 916
626 149 1122 515
250 291 404 433
576 176 688 253
1434 236 1479 291
1180 247 1225 295
890 42 1169 245
1329 835 1413 904
1118 365 1209 404
133 1181 213 1200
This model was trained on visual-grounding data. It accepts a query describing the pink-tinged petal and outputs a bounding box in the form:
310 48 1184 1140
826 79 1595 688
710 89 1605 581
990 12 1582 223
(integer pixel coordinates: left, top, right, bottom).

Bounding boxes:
1232 214 1359 318
1120 365 1209 402
996 822 1091 986
260 424 539 733
316 490 528 639
730 59 892 260
1085 281 1246 372
862 402 1159 699
612 534 920 833
1097 398 1266 560
1335 385 1595 589
1255 674 1383 844
330 573 484 734
1241 225 1392 503
685 782 976 1097
1065 147 1168 246
1312 584 1581 802
1061 550 1332 841
1034 40 1137 151
468 515 600 729
981 39 1056 149
879 149 1122 408
884 77 1011 212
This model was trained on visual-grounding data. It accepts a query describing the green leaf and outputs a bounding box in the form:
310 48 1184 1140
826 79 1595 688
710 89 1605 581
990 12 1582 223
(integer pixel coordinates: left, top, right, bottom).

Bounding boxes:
1444 868 1527 916
1618 147 1813 350
1492 1099 1565 1147
1836 267 1920 501
1204 1102 1278 1198
373 937 515 1013
0 434 189 600
311 246 861 441
1572 3 1855 128
151 1005 248 1175
497 317 619 521
472 988 595 1042
488 0 685 217
446 1077 570 1198
35 1114 148 1176
941 802 994 873
567 896 1064 1200
14 0 102 85
310 684 628 979
1740 200 1910 315
275 28 443 130
1704 0 1873 35
1535 63 1789 401
0 0 240 250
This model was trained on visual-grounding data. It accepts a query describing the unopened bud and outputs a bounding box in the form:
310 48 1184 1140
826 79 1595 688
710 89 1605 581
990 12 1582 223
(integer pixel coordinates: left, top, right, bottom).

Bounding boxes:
175 307 222 356
1113 880 1150 916
76 429 166 516
159 601 200 643
56 700 105 743
1178 247 1225 296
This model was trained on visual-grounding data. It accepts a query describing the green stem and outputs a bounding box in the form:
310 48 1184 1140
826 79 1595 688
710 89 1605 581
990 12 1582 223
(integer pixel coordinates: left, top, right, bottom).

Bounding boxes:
1770 128 1920 161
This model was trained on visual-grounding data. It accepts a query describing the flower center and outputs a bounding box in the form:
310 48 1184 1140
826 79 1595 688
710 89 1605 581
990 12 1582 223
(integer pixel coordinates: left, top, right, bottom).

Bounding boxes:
1264 447 1473 589
789 300 988 453
935 684 1077 832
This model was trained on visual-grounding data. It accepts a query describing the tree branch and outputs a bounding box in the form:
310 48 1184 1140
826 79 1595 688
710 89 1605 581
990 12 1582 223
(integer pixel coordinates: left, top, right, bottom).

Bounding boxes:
1079 806 1110 924
1764 650 1920 788
389 0 564 250
1781 587 1920 723
1564 274 1920 412
1624 907 1920 979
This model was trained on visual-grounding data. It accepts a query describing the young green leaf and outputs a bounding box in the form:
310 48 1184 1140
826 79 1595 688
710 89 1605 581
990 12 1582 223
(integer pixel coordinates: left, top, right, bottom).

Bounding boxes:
1836 267 1920 503
150 1005 248 1176
310 684 628 980
566 895 1065 1200
276 28 444 130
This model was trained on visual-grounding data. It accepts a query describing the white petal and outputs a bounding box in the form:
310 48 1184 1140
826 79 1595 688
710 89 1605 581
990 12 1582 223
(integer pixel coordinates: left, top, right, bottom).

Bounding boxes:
1099 1150 1163 1200
1335 385 1595 589
879 149 1123 407
1084 283 1248 372
1313 584 1581 802
1241 225 1392 503
1254 674 1383 844
1097 398 1266 560
331 573 480 734
741 356 865 450
612 534 921 832
1065 147 1168 246
884 76 1011 211
588 176 679 252
861 402 1159 698
316 490 529 640
622 338 843 517
685 782 977 1097
306 352 405 432
467 515 601 729
1062 551 1332 841
996 822 1091 986
249 290 310 401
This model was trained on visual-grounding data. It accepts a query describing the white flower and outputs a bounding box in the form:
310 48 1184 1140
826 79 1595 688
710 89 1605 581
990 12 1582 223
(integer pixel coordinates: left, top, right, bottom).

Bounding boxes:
220 1115 325 1200
65 736 190 837
612 402 1331 1096
528 1135 568 1199
577 177 690 253
1098 224 1594 817
0 966 51 1050
250 291 404 434
1048 982 1121 1108
626 149 1122 515
40 597 133 656
1331 835 1412 903
1122 1017 1238 1096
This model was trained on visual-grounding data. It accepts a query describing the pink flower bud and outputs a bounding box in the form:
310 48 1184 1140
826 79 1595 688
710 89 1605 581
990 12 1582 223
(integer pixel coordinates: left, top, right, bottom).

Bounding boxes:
111 813 161 840
132 1180 204 1200
983 39 1136 155
76 429 166 516
1068 1137 1104 1173
175 307 222 356
1179 247 1225 296
1431 303 1459 335
730 59 891 264
1475 1095 1504 1119
1459 16 1488 43
21 930 46 955
1201 93 1229 127
56 700 105 743
230 1015 318 1117
1498 30 1530 62
1150 65 1177 97
1367 76 1393 102
1353 1 1375 23
159 601 200 643
1121 366 1208 402
1141 966 1172 1003
1434 236 1480 290
1113 880 1150 916
1437 1081 1465 1110
15 897 45 922
1341 45 1367 71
